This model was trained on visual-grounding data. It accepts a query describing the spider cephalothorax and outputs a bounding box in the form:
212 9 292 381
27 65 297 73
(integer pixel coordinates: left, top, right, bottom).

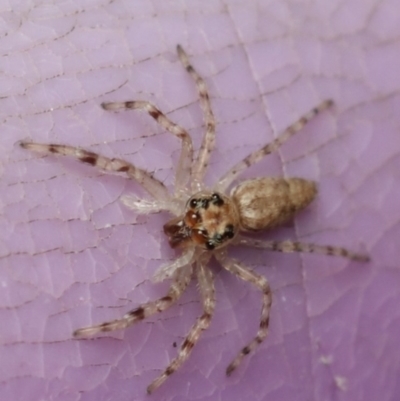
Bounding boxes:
20 44 369 394
164 192 239 250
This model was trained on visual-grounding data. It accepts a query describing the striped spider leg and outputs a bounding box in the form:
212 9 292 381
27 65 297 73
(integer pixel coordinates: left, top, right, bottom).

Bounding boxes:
18 45 217 394
19 45 369 394
177 44 217 192
216 99 334 192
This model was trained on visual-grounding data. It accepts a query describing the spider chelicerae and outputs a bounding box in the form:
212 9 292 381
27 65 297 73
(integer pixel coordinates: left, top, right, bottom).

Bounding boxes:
20 45 369 394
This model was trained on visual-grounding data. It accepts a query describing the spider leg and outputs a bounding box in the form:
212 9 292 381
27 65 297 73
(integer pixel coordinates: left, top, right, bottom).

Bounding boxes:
237 237 370 262
121 195 178 215
73 264 193 338
147 255 215 394
177 45 216 191
215 252 272 376
152 248 196 282
20 142 169 202
101 100 193 195
216 100 334 191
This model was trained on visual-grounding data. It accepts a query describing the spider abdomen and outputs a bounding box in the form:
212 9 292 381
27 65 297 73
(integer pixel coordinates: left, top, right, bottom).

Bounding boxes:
231 177 317 231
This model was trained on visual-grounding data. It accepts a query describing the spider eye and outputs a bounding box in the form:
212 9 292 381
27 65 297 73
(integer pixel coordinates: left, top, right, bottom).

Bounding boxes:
189 198 198 208
211 193 224 206
205 241 215 250
197 229 208 237
224 224 235 239
201 199 210 210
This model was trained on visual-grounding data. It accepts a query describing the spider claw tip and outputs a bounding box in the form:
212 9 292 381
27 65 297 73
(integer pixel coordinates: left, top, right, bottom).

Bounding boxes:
226 366 234 376
18 140 29 148
73 329 85 338
358 255 370 262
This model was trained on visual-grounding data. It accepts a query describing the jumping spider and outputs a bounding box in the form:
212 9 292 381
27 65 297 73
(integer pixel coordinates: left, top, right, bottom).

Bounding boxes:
20 45 369 393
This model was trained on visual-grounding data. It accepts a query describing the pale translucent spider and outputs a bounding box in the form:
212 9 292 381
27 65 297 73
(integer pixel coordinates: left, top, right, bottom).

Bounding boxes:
20 45 369 394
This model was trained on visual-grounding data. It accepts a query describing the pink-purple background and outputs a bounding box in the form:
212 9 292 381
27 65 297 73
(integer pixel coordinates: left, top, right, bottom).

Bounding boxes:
1 1 400 400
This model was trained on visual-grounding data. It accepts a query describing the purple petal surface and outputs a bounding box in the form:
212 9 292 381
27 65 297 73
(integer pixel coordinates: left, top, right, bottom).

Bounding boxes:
1 1 399 401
